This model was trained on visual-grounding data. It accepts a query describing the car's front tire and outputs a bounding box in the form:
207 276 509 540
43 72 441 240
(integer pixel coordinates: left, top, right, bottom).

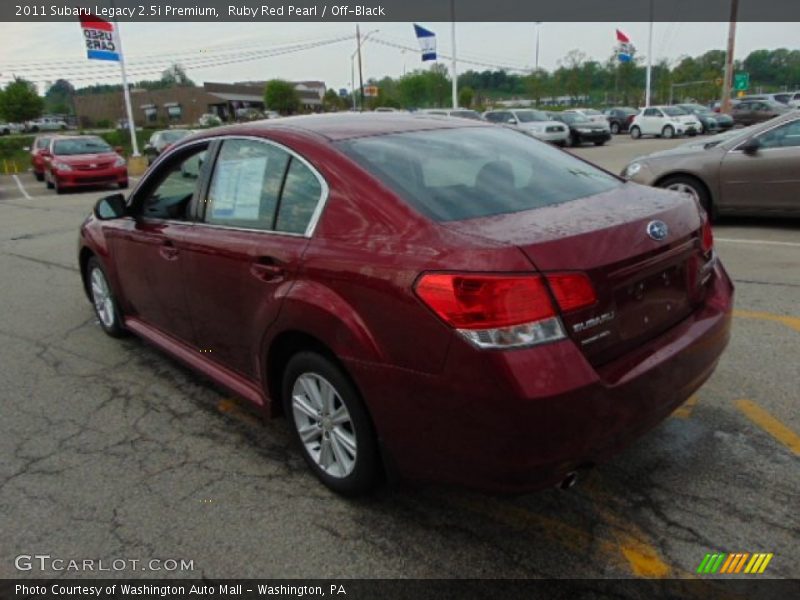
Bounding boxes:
594 140 606 146
662 125 675 139
34 171 44 182
86 257 127 338
283 351 382 496
610 122 620 135
45 173 54 189
630 126 642 139
659 175 712 217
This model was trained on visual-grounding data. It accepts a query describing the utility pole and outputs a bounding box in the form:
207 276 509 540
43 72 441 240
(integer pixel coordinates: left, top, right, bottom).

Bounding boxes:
721 0 739 114
356 24 365 111
450 0 458 108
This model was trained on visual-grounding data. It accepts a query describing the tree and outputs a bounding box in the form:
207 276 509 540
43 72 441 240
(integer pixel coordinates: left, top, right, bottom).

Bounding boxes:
322 89 345 112
45 79 76 115
160 64 194 87
0 78 44 123
264 79 300 115
458 86 474 108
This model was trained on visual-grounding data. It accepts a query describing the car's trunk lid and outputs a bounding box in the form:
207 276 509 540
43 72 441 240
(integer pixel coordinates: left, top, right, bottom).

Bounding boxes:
442 183 710 366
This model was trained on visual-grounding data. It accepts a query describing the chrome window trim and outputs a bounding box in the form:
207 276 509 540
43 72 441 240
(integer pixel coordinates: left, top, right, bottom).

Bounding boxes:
130 134 330 239
728 116 800 153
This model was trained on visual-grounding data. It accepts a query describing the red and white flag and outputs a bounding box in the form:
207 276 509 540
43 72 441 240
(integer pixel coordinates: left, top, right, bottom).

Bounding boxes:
616 29 631 43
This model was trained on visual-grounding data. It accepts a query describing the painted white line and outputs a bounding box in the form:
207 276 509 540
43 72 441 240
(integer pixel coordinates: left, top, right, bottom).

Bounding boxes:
716 237 800 248
12 175 31 200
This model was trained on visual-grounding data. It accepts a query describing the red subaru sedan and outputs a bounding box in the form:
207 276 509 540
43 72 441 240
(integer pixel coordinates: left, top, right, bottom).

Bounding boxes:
46 135 128 194
77 115 733 495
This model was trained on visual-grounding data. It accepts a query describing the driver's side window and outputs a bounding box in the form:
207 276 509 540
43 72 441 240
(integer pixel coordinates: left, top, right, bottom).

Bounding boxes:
757 119 800 149
140 146 208 220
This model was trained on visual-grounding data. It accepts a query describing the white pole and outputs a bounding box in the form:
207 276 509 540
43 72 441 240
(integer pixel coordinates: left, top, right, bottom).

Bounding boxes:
451 0 458 108
113 20 139 156
645 1 653 106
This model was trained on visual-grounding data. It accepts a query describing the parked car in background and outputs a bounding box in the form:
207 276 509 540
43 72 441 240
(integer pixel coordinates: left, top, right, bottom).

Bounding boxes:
0 122 23 136
786 91 800 108
78 114 732 495
711 99 740 113
143 129 194 164
45 136 128 194
26 117 68 132
621 111 800 218
484 109 569 145
420 108 483 120
197 113 222 127
629 106 701 139
731 99 790 126
549 111 611 146
563 108 608 126
739 93 795 106
602 107 638 134
676 103 734 133
29 135 56 181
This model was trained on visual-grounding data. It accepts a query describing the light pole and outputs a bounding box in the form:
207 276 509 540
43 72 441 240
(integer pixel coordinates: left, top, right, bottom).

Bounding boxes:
350 28 379 111
535 22 542 71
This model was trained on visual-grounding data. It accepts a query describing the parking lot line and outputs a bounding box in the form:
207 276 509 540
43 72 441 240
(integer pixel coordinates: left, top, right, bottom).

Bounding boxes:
715 237 800 248
733 309 800 333
735 399 800 455
12 175 31 200
672 394 699 419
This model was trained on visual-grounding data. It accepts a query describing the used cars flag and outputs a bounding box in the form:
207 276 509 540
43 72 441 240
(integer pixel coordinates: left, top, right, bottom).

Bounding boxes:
79 14 120 61
616 28 633 63
413 24 437 62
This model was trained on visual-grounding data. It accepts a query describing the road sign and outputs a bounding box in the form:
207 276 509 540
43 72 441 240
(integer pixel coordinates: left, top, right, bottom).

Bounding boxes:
734 72 749 91
364 86 379 97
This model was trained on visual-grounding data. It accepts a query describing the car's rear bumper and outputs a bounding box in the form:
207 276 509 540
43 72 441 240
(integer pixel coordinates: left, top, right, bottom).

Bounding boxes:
348 259 733 493
53 166 128 188
576 131 612 142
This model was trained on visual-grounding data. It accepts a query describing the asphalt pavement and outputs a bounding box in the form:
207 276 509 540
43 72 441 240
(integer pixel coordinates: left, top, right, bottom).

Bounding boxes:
0 135 797 582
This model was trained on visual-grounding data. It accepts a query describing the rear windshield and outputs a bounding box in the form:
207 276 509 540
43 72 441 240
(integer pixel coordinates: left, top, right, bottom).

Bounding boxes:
337 126 620 222
53 138 112 155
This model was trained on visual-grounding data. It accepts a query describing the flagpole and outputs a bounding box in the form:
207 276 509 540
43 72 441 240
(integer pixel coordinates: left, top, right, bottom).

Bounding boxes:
109 7 139 157
645 0 653 107
450 0 458 108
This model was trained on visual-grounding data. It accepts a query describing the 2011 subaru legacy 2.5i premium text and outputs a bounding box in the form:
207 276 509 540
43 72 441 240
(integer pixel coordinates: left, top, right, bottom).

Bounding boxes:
78 115 733 496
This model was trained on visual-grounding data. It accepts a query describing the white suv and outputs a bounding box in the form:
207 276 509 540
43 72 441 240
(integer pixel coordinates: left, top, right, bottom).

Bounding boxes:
629 106 701 139
26 117 68 132
483 109 570 145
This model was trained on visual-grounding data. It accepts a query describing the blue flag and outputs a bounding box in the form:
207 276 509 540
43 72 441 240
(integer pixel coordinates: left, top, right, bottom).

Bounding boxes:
413 24 437 62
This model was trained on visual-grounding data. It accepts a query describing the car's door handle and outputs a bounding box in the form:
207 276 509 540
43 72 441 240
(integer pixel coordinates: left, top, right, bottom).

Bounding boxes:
159 241 179 261
250 257 285 282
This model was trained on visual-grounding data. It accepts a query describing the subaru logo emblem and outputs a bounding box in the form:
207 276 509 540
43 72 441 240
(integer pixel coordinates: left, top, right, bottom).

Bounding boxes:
647 220 668 241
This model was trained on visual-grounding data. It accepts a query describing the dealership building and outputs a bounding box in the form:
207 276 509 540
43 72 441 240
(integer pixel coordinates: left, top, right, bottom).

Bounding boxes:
73 81 326 127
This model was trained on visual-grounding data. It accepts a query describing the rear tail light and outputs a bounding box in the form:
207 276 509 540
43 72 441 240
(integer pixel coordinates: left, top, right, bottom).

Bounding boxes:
415 272 596 349
701 218 714 255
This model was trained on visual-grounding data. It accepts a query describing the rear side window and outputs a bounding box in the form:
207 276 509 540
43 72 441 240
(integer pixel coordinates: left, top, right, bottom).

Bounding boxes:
338 126 620 222
275 159 323 234
205 139 289 230
36 137 51 149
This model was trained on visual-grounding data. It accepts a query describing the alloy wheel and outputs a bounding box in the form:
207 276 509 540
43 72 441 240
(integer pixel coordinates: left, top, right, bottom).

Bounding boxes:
666 182 700 203
90 267 115 328
291 373 357 479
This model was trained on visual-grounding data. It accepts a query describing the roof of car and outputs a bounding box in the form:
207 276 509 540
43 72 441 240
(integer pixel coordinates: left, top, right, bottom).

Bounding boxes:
204 113 489 141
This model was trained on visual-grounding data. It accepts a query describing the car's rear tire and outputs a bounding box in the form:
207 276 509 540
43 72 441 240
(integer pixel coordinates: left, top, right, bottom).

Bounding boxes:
86 257 127 338
659 175 712 217
610 122 620 135
630 126 642 139
283 351 382 496
662 125 675 139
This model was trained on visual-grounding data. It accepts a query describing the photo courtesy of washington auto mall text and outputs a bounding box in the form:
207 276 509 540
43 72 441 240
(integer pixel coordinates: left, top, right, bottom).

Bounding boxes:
1 0 799 599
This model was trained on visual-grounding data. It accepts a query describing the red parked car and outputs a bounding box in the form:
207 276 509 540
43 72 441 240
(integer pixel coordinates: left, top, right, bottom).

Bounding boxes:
45 135 128 194
30 135 55 181
78 115 733 495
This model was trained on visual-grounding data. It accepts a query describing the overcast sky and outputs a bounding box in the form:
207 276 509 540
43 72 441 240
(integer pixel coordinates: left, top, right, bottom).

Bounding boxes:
1 22 798 92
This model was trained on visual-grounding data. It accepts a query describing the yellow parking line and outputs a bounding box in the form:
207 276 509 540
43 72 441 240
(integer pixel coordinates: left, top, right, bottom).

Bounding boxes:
735 399 800 455
733 309 800 334
672 394 699 419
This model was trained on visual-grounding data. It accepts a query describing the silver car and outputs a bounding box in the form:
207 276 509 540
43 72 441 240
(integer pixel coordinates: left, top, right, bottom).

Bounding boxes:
483 109 570 145
621 111 800 218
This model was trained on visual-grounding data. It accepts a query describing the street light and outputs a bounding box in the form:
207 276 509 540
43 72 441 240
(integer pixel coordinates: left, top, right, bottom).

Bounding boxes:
535 22 542 72
350 29 379 111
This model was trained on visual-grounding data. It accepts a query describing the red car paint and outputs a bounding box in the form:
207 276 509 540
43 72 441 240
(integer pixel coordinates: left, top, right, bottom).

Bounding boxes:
78 115 733 492
47 136 128 191
30 135 54 178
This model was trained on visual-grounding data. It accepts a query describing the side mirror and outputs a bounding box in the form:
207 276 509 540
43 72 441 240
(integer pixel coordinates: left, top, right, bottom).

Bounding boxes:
741 138 761 155
507 118 517 125
94 193 127 220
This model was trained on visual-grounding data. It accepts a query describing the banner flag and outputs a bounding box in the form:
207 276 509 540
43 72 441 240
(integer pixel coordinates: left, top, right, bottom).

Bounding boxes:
79 14 120 62
413 24 437 61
